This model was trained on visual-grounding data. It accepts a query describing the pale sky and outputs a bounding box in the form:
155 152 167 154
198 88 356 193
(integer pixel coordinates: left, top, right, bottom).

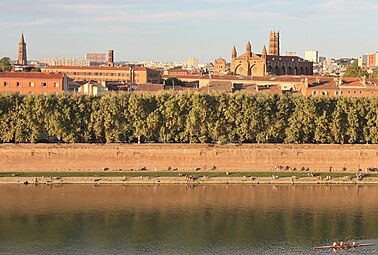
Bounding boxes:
0 0 377 63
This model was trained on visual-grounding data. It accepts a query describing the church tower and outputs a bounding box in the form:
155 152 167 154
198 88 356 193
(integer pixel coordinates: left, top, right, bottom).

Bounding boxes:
262 45 267 59
107 49 114 67
232 46 237 60
17 32 27 66
268 31 280 56
246 41 252 57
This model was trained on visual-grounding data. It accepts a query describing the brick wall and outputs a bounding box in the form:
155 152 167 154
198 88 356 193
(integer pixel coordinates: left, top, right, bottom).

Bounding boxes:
1 144 378 172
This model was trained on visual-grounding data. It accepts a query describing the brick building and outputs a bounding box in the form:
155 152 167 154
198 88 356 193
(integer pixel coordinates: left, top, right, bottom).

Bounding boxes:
298 77 378 97
213 57 227 74
0 72 69 95
41 66 162 84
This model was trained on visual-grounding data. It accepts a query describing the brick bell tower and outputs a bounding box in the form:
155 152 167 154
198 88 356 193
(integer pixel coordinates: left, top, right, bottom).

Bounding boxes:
17 32 28 65
268 31 280 56
107 49 114 67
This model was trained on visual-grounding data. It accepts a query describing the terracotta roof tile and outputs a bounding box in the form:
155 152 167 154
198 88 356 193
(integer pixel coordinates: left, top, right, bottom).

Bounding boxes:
135 83 165 91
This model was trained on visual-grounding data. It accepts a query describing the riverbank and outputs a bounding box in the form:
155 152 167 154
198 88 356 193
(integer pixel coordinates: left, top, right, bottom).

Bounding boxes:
2 143 378 173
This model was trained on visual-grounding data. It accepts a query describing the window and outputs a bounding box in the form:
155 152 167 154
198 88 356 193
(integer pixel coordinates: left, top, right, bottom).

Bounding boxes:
3 81 9 87
335 91 341 96
42 82 47 87
29 82 34 87
16 82 22 87
312 91 318 96
54 82 59 88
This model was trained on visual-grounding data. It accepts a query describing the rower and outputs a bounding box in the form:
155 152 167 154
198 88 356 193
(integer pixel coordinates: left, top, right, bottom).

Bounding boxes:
340 241 344 248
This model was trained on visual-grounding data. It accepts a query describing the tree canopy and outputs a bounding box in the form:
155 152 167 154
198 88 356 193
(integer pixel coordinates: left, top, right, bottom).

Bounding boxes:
343 65 368 78
163 77 185 86
0 57 12 72
1 92 378 144
371 68 378 79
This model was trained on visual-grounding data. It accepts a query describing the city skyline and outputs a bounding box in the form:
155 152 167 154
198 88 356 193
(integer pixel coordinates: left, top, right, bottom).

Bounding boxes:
0 0 377 63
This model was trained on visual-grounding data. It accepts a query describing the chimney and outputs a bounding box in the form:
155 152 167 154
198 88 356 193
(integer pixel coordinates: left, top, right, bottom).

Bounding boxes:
304 78 309 88
108 50 114 67
334 78 338 87
362 76 366 87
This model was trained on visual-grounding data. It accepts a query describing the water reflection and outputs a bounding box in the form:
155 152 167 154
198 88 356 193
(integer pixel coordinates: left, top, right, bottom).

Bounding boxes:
0 185 377 254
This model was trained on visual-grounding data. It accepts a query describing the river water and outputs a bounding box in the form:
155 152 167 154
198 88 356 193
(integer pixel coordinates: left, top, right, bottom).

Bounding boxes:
0 185 377 255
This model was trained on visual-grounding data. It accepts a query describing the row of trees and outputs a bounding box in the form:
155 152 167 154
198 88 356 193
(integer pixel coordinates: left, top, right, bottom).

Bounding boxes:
1 92 378 144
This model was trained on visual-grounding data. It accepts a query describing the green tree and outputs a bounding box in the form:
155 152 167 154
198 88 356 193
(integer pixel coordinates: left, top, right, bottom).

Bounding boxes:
0 57 12 72
285 97 316 143
129 94 157 143
370 68 378 79
164 77 185 86
157 93 190 143
330 98 348 144
0 94 20 142
46 94 92 143
344 65 368 78
208 94 229 143
223 94 242 143
25 67 41 72
364 98 378 143
313 97 334 144
185 93 213 143
268 95 293 143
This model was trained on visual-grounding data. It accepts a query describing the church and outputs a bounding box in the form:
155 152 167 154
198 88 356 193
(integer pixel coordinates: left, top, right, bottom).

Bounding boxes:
230 31 313 77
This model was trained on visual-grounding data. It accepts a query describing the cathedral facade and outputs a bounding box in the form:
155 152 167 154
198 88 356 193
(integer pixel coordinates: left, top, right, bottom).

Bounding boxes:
230 31 313 77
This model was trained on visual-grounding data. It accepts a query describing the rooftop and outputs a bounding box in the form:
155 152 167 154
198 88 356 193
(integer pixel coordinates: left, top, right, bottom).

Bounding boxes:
42 65 148 71
0 72 65 79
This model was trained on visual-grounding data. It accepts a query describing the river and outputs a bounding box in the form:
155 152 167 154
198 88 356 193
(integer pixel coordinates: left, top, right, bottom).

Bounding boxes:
0 185 377 254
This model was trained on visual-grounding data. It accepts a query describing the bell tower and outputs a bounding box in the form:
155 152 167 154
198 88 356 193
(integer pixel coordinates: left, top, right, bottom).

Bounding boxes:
268 31 280 56
17 32 27 65
108 49 114 67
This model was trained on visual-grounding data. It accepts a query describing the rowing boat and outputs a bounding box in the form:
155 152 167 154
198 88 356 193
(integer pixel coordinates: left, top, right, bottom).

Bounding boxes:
314 243 375 250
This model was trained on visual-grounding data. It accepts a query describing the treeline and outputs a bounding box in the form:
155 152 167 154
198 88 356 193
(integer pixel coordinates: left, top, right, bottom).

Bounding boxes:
1 92 378 144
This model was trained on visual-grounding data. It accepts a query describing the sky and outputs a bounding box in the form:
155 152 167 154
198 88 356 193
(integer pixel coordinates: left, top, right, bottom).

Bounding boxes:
0 0 377 63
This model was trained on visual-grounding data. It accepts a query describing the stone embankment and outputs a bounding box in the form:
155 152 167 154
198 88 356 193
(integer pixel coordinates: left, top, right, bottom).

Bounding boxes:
1 143 378 172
